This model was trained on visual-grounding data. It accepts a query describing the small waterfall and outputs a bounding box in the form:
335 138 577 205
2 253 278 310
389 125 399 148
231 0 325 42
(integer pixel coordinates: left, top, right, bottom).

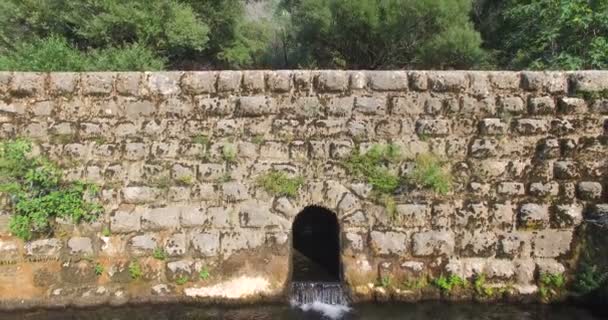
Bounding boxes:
290 281 349 305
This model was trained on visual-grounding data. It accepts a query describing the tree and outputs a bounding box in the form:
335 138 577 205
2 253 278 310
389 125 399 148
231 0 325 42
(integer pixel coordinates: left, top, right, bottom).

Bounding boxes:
475 0 608 70
282 0 487 69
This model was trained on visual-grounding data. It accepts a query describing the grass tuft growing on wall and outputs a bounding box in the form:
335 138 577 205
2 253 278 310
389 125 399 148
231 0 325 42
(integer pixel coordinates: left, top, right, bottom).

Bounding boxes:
409 153 452 195
343 144 402 194
257 170 304 198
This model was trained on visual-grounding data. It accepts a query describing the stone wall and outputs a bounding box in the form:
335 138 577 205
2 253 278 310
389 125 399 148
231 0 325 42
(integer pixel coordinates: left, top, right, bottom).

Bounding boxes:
0 70 606 309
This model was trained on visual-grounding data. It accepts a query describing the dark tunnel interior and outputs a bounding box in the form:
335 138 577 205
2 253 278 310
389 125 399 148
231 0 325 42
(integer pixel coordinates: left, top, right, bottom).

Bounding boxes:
292 206 341 282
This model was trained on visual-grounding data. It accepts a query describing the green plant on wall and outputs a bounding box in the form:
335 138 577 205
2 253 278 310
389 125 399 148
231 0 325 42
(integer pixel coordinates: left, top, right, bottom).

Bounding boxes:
222 144 237 163
129 260 143 280
473 273 494 297
344 144 401 194
94 262 104 276
432 275 466 293
0 139 102 240
257 170 304 198
409 153 452 195
152 247 167 261
199 266 211 280
538 272 566 301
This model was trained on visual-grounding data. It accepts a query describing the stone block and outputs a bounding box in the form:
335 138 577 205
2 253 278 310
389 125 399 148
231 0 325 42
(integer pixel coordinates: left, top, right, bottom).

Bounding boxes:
497 182 525 196
470 138 498 158
25 239 62 260
479 118 508 135
49 73 78 95
0 240 20 262
368 71 408 91
514 119 549 135
498 232 532 258
518 203 549 229
164 233 187 257
415 119 451 136
458 232 498 257
316 71 348 92
166 260 193 280
82 72 114 95
148 72 181 96
408 71 428 90
558 97 587 114
570 71 608 92
111 210 141 233
553 204 583 228
577 181 602 200
395 204 430 227
129 233 158 255
529 182 559 197
238 200 274 228
354 96 387 115
122 187 161 204
521 72 567 93
532 230 573 258
590 100 608 113
220 229 265 257
142 206 181 230
115 72 142 96
412 231 454 256
222 182 250 201
242 71 265 92
370 231 408 255
237 96 275 116
484 259 515 279
182 72 216 94
190 231 220 257
528 96 555 114
67 237 93 255
11 73 45 96
267 71 292 92
216 71 241 93
428 72 468 92
498 96 526 114
553 161 579 179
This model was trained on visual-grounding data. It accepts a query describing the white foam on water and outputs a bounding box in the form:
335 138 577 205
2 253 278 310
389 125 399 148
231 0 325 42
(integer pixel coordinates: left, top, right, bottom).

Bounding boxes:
291 300 351 320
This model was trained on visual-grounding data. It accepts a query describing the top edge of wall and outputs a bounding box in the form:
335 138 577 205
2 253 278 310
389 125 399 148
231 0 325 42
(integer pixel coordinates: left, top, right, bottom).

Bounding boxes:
0 70 606 98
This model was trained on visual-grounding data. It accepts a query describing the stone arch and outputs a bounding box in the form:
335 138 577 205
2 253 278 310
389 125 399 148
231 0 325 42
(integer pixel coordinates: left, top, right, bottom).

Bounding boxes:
291 205 341 282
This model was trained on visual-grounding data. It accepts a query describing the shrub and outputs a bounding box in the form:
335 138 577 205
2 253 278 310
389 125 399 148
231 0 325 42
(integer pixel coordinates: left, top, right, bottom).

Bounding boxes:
257 170 304 198
539 272 566 301
129 261 143 280
199 266 211 280
432 275 466 293
153 247 167 261
94 263 104 276
0 139 102 240
409 153 452 195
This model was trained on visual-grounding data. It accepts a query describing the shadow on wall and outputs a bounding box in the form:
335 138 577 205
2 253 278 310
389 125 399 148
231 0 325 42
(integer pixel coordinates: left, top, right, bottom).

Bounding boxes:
292 206 341 282
573 220 608 317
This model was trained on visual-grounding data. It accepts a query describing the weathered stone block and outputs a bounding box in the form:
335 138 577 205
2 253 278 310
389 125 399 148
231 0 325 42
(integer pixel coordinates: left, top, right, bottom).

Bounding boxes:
370 231 408 255
142 206 181 230
115 72 142 96
497 182 525 196
395 204 430 228
49 73 78 95
459 232 498 257
428 72 468 92
237 96 275 116
415 119 451 136
238 200 274 228
217 71 242 92
82 72 114 95
182 72 216 94
553 161 579 179
166 260 193 280
111 210 141 233
148 72 181 96
498 96 526 114
11 73 45 96
528 96 555 114
518 203 549 229
479 118 508 135
484 259 515 279
470 138 498 158
577 181 603 200
368 71 408 91
0 240 20 262
129 233 158 255
412 231 454 256
558 97 587 114
316 71 348 92
25 239 62 260
533 230 573 258
514 119 549 135
570 71 608 92
67 237 93 255
242 71 265 92
498 232 532 258
190 231 220 257
122 187 161 204
553 204 583 228
220 229 265 257
267 71 292 92
521 72 567 93
529 182 559 197
222 182 249 201
354 96 387 115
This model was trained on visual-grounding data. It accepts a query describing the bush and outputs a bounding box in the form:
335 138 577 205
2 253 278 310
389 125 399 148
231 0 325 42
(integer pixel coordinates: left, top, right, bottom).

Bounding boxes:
0 36 166 71
257 170 304 198
283 0 487 69
344 144 402 194
410 153 452 195
0 139 102 240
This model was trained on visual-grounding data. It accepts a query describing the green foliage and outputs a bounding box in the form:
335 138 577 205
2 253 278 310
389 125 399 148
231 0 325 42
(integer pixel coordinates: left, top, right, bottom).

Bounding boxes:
344 144 401 194
94 263 104 276
153 247 167 261
177 175 195 186
402 277 429 290
0 139 102 240
199 266 210 281
128 261 143 280
102 226 111 237
257 170 304 198
409 153 452 195
222 144 237 163
283 0 486 69
378 275 392 288
192 135 210 147
176 276 189 285
381 194 397 221
432 275 466 293
574 263 608 296
539 272 566 300
475 0 608 70
473 274 494 297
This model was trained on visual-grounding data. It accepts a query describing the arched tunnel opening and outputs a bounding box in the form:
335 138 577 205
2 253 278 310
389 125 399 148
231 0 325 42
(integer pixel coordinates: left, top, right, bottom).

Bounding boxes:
292 206 341 282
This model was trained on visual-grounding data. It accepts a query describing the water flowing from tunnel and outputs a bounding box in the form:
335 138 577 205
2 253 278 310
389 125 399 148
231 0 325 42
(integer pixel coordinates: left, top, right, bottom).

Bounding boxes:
290 282 351 319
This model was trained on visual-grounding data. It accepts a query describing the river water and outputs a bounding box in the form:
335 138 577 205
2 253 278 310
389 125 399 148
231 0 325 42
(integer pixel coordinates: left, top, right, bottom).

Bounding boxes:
1 302 602 320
